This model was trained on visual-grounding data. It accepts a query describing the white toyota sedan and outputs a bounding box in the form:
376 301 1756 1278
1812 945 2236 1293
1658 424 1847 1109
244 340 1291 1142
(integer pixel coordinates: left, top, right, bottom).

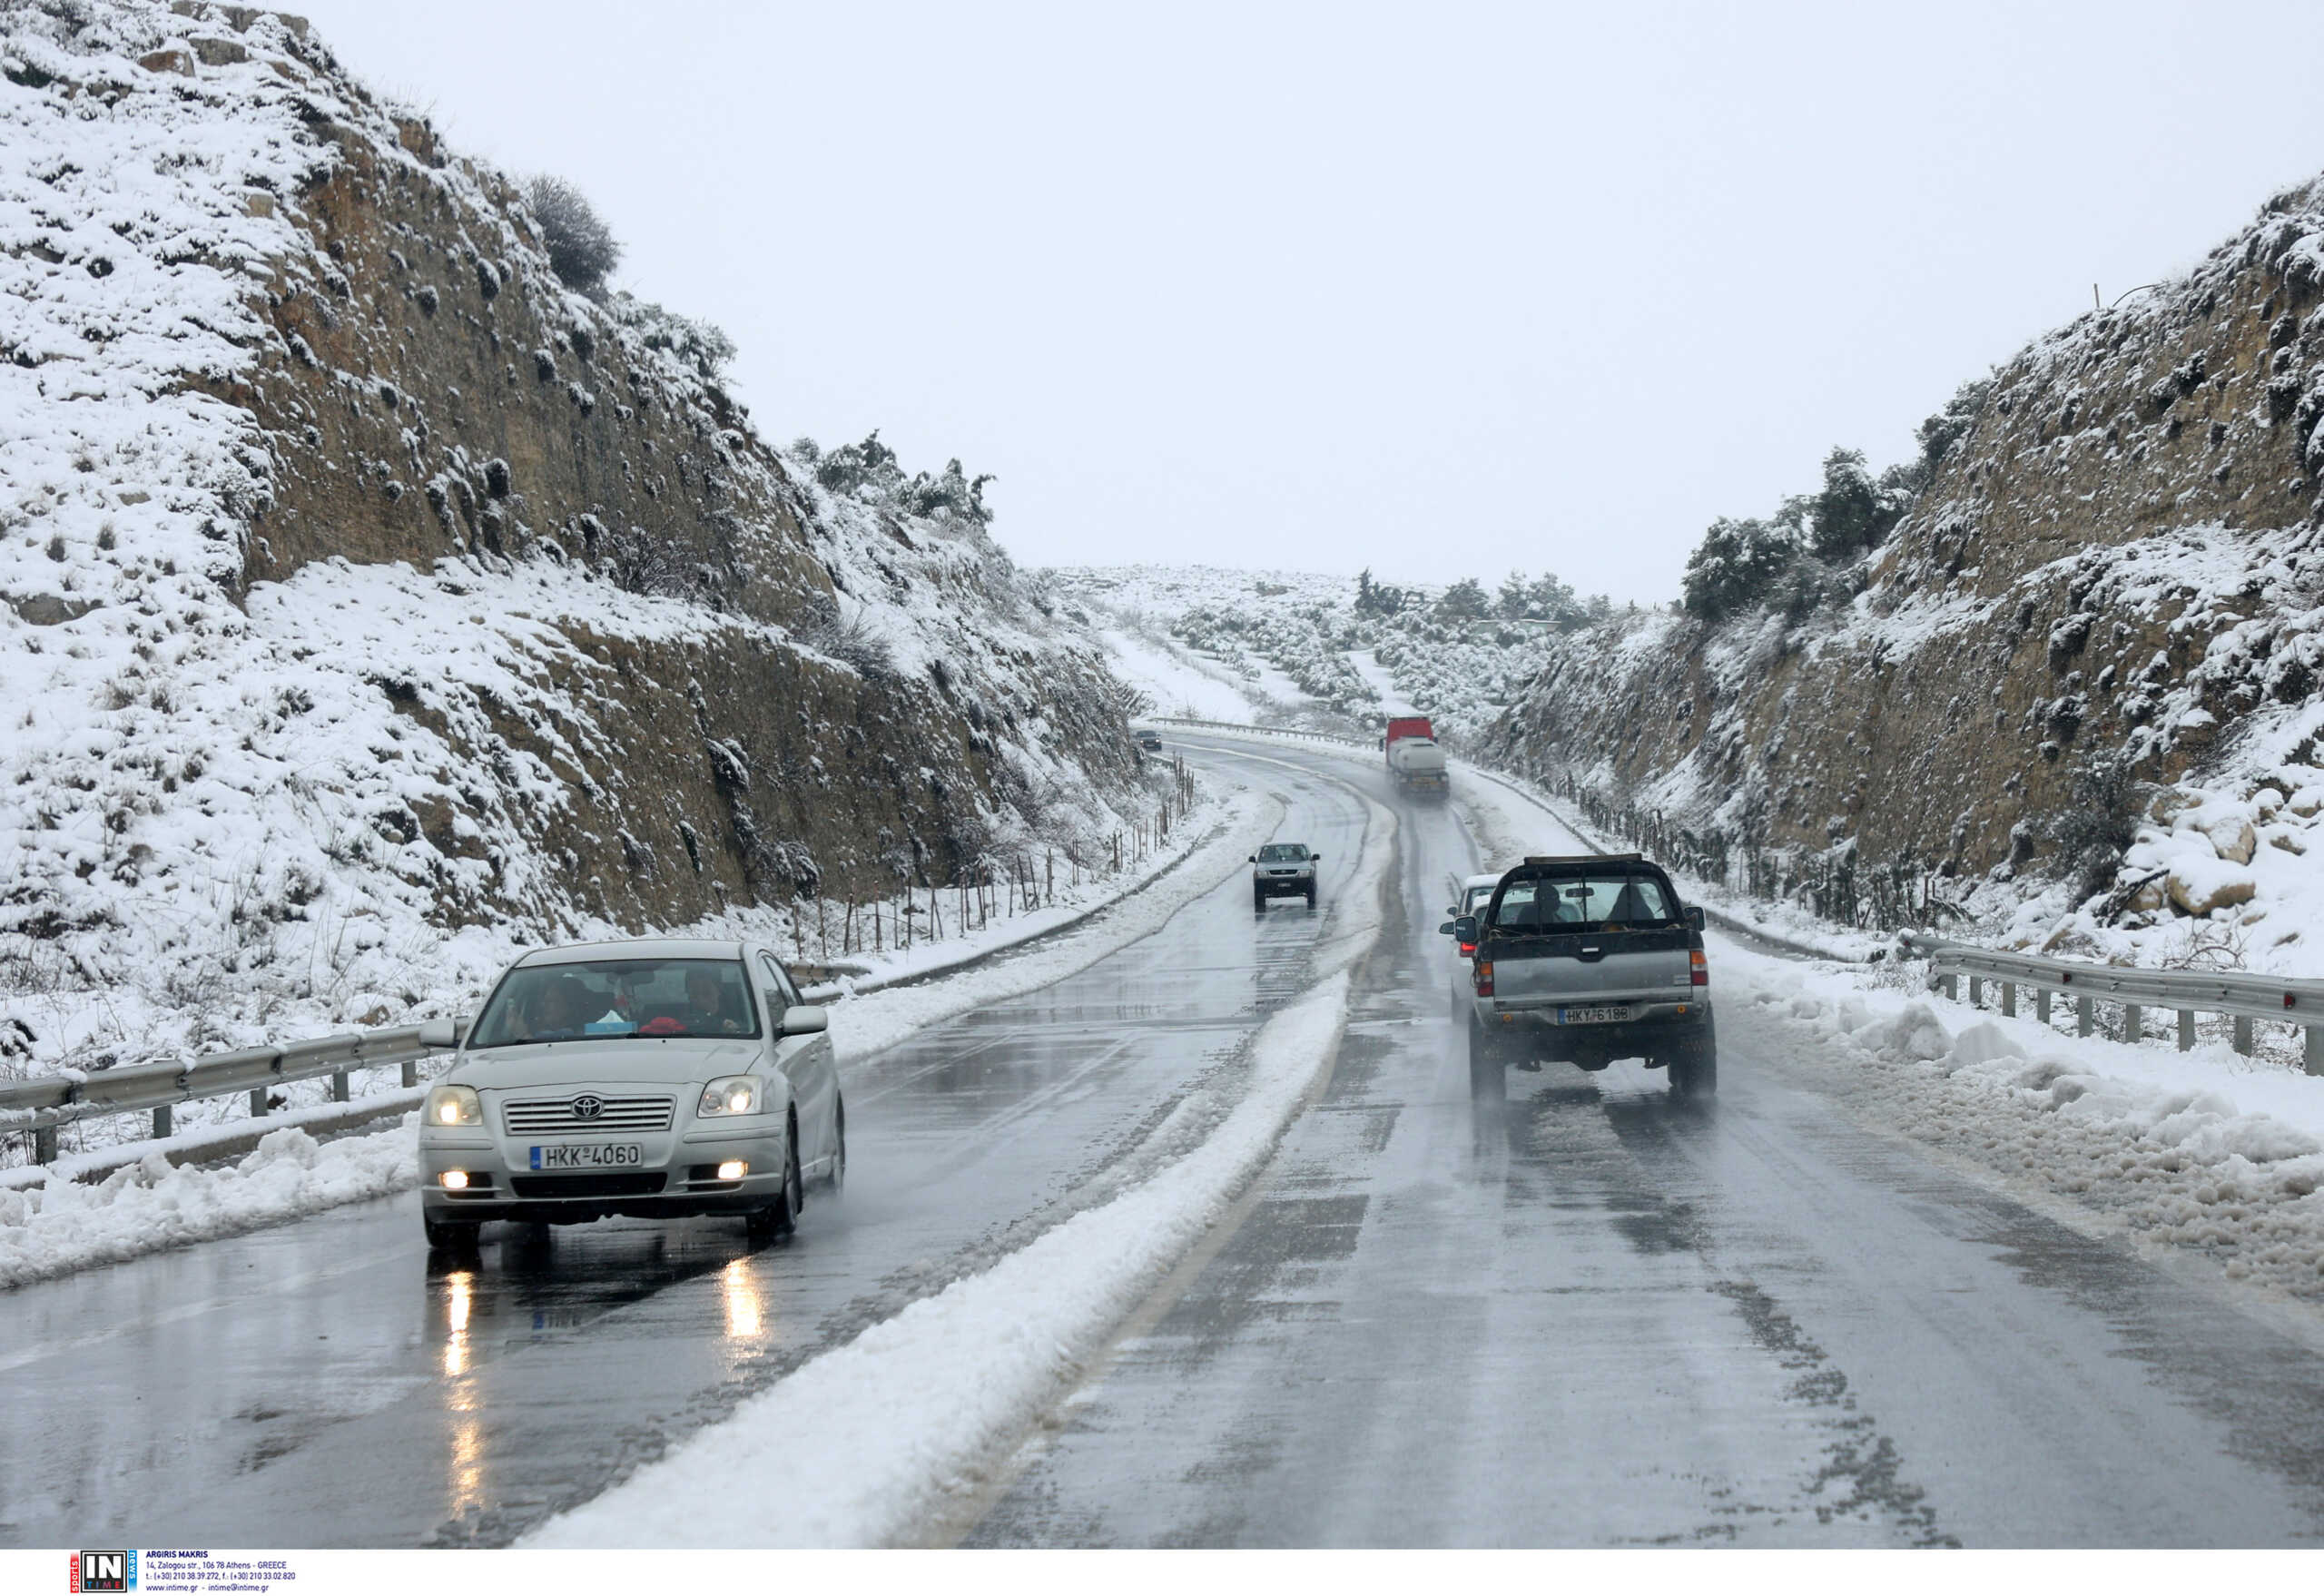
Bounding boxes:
417 939 843 1252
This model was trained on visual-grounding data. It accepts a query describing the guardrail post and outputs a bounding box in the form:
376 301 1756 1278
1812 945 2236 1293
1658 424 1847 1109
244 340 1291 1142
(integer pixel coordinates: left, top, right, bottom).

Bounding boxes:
330 1070 350 1104
2234 1016 2254 1056
2001 981 2015 1018
2308 1027 2324 1078
2122 1003 2142 1043
2077 995 2094 1037
34 1125 55 1165
153 1105 171 1139
2037 990 2052 1026
1942 972 1958 1001
401 1058 417 1089
1967 975 1983 1009
250 1087 269 1118
2177 1010 2195 1051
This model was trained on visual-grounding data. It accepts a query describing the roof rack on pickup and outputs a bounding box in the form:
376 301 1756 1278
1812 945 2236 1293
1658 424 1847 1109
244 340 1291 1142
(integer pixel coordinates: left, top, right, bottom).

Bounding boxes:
1520 852 1640 865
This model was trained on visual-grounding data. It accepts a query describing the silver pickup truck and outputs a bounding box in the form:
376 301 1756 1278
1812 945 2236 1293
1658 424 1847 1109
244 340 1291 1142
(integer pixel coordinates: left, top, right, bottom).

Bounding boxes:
1442 853 1716 1099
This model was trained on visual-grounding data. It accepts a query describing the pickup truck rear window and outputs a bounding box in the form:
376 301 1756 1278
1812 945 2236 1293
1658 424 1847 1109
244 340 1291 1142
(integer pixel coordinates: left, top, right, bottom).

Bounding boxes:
1489 874 1675 931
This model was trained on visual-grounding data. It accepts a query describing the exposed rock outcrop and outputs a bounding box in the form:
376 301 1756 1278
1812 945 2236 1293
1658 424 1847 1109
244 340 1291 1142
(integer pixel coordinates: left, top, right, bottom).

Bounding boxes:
0 0 1146 1018
1487 170 2324 945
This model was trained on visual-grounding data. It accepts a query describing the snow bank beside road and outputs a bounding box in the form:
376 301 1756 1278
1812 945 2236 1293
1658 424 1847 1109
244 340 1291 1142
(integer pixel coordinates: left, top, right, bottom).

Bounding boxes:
0 1118 417 1290
532 766 1400 1547
1727 943 2324 1298
532 977 1355 1549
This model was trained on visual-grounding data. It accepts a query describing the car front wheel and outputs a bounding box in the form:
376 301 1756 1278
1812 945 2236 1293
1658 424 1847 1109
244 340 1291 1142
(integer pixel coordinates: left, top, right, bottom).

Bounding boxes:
825 1096 846 1195
424 1217 480 1254
747 1125 804 1243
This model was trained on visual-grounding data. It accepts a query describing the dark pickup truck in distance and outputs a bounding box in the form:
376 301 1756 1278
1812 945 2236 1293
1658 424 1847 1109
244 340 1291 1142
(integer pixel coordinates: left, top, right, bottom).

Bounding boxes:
1443 852 1716 1100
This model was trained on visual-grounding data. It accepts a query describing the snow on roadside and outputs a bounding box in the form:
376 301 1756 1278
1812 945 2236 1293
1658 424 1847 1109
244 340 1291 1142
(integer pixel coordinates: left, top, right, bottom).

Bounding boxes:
529 770 1400 1548
1725 943 2324 1298
529 979 1354 1549
1095 623 1273 721
0 1116 417 1290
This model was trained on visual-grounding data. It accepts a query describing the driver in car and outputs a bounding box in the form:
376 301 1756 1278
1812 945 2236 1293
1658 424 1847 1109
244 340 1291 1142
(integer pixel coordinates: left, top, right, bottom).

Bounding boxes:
684 968 747 1036
527 979 591 1041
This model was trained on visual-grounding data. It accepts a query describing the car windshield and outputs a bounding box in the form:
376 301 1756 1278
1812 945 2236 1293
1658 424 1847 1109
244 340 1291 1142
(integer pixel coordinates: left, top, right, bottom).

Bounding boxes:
1257 844 1309 862
1488 874 1676 931
1463 883 1496 913
467 958 761 1048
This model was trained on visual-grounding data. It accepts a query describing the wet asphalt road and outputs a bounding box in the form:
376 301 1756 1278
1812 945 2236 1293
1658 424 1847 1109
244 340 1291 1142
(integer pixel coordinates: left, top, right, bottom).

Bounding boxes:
15 737 2324 1547
961 741 2324 1548
0 743 1361 1549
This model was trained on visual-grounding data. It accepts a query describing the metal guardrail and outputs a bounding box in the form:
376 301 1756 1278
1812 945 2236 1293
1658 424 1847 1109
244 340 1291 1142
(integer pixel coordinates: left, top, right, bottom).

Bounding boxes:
1150 716 1372 749
0 1025 445 1164
1899 931 2324 1073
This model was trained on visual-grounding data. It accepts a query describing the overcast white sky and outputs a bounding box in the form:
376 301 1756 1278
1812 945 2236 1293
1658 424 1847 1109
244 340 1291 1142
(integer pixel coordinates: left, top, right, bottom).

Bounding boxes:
292 0 2324 603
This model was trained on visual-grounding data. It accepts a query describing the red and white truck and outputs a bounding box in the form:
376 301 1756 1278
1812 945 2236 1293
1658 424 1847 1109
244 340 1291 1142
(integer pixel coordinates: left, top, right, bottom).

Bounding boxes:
1383 714 1449 797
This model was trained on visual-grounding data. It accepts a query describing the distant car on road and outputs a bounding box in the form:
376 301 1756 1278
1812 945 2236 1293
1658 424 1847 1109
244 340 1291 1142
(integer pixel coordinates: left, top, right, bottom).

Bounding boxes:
1251 842 1321 911
1441 872 1502 1018
416 938 845 1253
1443 854 1715 1100
1137 731 1164 753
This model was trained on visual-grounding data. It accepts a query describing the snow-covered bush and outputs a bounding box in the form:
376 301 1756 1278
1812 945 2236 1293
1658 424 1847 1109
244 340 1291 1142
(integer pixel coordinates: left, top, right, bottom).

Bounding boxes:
524 174 623 294
800 431 996 527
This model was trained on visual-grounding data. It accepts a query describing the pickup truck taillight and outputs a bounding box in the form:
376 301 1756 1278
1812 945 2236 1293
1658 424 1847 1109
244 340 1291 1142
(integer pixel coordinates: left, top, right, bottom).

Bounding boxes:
1689 949 1709 986
1473 961 1493 998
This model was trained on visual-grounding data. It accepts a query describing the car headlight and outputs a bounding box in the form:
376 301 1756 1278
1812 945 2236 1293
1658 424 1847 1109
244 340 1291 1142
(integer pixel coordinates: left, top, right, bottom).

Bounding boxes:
698 1076 763 1118
426 1085 482 1128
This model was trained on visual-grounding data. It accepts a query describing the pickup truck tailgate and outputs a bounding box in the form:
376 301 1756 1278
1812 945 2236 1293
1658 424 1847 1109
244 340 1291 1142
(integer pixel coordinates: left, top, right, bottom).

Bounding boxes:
1492 929 1691 1004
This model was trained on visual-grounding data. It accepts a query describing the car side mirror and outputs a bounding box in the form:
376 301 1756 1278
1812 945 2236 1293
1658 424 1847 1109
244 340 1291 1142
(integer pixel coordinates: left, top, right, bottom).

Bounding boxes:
779 1006 829 1037
419 1016 466 1049
1452 915 1479 942
1247 854 1256 862
1684 906 1706 932
1309 853 1321 862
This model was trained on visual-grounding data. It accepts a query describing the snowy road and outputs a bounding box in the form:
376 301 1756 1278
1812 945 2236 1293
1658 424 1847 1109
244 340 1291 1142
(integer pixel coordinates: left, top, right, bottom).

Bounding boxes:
960 741 2324 1548
0 744 1360 1548
11 740 2324 1547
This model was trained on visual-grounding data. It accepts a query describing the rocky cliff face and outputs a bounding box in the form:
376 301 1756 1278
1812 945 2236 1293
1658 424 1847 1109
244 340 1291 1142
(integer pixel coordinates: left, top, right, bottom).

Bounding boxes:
1486 173 2324 957
0 0 1145 1037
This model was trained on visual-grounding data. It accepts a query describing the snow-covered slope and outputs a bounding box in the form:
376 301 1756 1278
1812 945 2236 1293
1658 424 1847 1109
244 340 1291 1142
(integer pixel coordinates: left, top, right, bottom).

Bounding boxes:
1484 170 2324 977
0 2 1151 1108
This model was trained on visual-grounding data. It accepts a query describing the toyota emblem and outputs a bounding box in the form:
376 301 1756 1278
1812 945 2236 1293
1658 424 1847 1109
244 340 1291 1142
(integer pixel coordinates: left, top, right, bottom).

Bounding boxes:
570 1093 606 1121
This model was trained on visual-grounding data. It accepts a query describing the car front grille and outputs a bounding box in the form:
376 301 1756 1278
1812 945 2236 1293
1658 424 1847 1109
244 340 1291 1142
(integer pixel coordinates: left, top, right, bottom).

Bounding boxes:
508 1172 668 1199
502 1094 675 1135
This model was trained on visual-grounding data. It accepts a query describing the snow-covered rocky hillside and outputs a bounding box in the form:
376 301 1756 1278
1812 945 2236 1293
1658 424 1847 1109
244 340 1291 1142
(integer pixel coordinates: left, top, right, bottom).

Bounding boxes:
0 0 1155 1084
1046 564 1602 744
1484 173 2324 977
